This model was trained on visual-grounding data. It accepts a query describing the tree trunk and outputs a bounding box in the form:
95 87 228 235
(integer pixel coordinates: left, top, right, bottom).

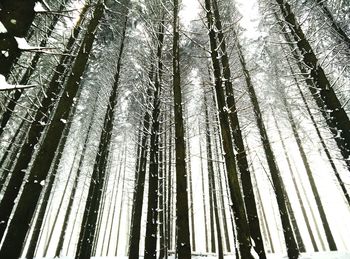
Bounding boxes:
272 109 319 252
210 1 266 257
75 10 128 259
198 122 209 253
281 90 337 251
0 0 72 137
128 88 153 259
234 29 299 258
205 94 223 259
144 17 165 258
0 3 105 256
203 1 254 257
172 0 191 257
275 0 350 171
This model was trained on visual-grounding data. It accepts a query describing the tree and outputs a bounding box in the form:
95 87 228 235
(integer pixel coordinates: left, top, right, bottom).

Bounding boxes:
172 0 191 257
75 9 128 258
0 3 106 256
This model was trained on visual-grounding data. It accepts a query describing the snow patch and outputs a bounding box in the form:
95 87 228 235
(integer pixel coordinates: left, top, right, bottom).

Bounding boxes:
14 37 34 50
34 2 46 12
0 21 7 33
0 74 36 91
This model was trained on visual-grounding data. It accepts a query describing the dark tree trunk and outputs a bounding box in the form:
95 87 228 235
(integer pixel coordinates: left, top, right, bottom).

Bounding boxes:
0 3 105 256
205 94 223 259
314 0 350 47
0 0 72 137
75 10 128 259
128 86 153 259
281 90 337 251
54 111 97 257
234 29 299 258
172 0 192 257
284 53 350 207
144 18 165 259
210 1 266 257
275 0 350 171
272 109 319 252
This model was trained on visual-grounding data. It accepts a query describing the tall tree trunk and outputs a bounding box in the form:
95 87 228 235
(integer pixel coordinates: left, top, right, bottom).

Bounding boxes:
314 0 350 47
280 90 337 250
54 109 97 257
144 17 165 259
283 53 350 207
275 0 350 171
0 3 105 256
198 122 209 253
128 84 153 259
205 94 223 259
203 1 254 257
210 1 266 257
74 10 128 259
172 0 191 257
185 113 196 253
272 109 319 251
0 0 72 137
234 30 299 258
115 147 128 255
159 118 166 259
250 167 275 253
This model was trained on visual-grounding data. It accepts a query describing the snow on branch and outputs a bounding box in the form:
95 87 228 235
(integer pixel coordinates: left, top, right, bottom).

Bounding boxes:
0 75 36 91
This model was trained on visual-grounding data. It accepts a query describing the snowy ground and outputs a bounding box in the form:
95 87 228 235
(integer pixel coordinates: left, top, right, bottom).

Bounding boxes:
32 251 350 259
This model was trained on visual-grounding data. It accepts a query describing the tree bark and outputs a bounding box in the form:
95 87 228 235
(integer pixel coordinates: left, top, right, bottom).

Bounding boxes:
0 3 105 256
75 10 128 259
172 0 192 257
275 0 350 171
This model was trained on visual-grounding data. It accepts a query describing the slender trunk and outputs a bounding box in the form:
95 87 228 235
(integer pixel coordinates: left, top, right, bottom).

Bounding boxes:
75 10 128 259
275 0 350 171
315 0 350 47
167 118 173 253
106 151 124 255
281 91 337 250
186 115 196 253
272 109 319 251
251 168 275 253
26 88 81 258
205 95 223 259
145 18 165 259
0 118 27 192
0 0 71 137
198 123 209 253
204 1 254 257
54 127 94 256
210 1 266 257
128 96 152 259
115 147 128 255
234 29 299 258
159 119 165 259
0 3 105 256
284 54 350 207
172 0 191 257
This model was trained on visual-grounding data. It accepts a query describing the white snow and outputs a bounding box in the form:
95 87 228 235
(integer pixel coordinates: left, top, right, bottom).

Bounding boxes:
0 74 35 91
0 21 7 33
34 2 46 12
14 37 34 50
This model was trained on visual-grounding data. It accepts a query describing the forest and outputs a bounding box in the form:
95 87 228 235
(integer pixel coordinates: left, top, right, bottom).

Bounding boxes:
0 0 349 258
